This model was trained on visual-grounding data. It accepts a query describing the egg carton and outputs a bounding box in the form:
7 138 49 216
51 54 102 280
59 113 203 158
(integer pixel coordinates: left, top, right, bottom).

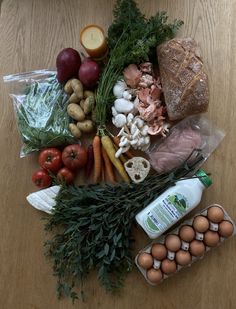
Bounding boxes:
135 204 236 286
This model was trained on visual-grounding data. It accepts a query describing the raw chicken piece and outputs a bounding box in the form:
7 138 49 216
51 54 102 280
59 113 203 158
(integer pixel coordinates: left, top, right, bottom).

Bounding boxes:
149 127 202 173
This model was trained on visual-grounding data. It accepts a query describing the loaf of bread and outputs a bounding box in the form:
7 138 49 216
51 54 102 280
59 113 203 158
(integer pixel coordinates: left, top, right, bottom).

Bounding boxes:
157 38 209 121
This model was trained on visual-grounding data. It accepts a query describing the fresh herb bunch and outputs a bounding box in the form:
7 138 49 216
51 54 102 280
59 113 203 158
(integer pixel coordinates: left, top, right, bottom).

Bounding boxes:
17 75 74 156
96 0 183 126
44 153 203 301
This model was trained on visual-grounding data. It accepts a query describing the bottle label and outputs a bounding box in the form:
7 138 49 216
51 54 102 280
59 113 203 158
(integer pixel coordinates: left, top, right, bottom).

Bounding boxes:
144 193 189 234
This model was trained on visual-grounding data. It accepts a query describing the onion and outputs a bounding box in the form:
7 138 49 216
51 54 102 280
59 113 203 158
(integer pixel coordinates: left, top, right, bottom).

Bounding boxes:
56 48 81 83
78 58 100 89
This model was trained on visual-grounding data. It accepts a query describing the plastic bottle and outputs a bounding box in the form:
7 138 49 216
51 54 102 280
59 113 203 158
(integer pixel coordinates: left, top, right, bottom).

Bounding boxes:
135 170 212 239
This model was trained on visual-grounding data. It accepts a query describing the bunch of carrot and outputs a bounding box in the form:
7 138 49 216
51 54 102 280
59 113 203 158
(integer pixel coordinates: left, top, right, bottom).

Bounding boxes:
88 133 133 184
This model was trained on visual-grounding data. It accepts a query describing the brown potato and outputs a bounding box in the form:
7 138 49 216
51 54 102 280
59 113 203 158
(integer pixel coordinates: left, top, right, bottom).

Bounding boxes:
67 103 85 121
83 96 95 114
71 79 83 100
64 78 74 94
69 123 82 138
69 93 80 103
77 120 94 133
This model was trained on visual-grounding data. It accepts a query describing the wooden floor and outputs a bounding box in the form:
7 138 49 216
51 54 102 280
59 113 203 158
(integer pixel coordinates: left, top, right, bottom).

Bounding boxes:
0 0 236 308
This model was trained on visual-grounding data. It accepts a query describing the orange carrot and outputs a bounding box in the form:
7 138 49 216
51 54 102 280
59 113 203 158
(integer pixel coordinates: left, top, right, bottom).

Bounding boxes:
102 147 116 183
112 136 134 159
93 135 102 183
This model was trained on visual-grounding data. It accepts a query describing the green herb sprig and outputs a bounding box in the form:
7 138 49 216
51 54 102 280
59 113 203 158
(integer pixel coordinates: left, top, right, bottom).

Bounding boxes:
44 153 203 301
95 0 183 126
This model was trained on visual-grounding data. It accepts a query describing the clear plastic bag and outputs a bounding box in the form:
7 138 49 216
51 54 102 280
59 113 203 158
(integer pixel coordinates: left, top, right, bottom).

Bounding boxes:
147 115 225 173
3 70 75 157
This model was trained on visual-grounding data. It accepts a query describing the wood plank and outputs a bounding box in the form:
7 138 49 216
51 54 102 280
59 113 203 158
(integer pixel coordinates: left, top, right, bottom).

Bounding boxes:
0 0 235 308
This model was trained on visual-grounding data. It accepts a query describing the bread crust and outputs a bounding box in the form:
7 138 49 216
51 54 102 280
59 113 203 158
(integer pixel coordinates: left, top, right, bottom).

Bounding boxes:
157 38 209 120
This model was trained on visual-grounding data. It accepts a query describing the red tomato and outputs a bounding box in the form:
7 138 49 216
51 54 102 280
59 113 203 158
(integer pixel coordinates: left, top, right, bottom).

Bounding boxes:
39 148 62 173
57 167 75 184
62 144 87 170
32 169 52 188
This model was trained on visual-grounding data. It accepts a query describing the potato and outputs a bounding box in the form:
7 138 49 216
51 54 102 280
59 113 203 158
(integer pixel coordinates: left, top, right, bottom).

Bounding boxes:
83 96 95 114
69 123 82 138
69 93 80 103
64 79 74 94
80 99 85 111
71 79 83 100
67 103 85 121
84 90 94 98
77 120 94 133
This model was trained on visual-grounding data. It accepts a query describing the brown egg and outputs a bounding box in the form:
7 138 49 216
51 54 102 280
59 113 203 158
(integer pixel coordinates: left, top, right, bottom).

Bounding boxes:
161 259 177 274
146 268 163 284
175 250 192 266
165 235 181 252
189 240 206 256
151 243 167 260
204 230 220 247
193 215 209 233
219 220 234 238
179 225 195 242
137 252 153 269
207 206 224 223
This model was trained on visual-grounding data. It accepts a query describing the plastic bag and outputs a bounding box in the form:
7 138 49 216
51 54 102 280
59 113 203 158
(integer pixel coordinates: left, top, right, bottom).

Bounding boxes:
3 70 75 157
147 115 225 173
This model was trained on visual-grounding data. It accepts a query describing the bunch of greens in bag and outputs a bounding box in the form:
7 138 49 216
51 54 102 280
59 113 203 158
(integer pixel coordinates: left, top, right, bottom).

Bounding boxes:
17 75 74 156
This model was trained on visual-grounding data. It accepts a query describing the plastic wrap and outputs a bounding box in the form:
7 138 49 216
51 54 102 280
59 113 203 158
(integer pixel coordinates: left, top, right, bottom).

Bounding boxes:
3 70 75 157
147 115 225 173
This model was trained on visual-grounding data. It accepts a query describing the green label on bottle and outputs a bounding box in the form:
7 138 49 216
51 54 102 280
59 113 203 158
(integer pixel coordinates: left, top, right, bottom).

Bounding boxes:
144 193 189 234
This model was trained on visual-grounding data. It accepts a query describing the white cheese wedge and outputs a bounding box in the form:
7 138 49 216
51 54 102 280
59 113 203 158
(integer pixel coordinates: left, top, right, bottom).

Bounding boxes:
26 185 60 214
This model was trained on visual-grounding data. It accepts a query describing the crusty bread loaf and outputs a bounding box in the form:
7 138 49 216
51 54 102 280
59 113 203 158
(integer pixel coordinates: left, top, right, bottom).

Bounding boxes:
157 38 209 121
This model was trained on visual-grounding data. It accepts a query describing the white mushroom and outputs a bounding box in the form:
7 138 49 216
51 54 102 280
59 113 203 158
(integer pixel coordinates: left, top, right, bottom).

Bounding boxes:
127 113 134 125
114 98 134 113
136 117 144 129
141 125 149 136
115 148 124 158
113 80 127 98
112 114 127 128
123 90 132 100
112 106 118 117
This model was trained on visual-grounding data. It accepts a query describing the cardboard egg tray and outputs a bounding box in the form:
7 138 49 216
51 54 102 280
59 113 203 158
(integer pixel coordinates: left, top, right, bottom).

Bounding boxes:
135 204 236 285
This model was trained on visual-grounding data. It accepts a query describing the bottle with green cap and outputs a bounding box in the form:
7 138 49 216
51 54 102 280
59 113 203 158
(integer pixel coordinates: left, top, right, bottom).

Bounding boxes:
135 169 212 239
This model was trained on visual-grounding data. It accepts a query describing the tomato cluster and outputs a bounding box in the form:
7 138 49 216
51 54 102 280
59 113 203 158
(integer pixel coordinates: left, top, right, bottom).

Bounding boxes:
32 144 87 189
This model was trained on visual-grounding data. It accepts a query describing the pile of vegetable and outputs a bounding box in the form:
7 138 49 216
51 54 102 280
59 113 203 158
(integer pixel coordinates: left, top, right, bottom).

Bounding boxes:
7 0 218 302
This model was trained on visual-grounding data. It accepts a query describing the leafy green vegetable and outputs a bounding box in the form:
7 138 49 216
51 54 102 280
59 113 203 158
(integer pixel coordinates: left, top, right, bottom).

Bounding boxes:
44 153 203 300
17 75 74 156
96 0 183 126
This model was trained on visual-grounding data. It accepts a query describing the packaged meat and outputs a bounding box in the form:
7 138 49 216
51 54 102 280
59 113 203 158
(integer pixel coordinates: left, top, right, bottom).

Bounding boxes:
147 115 225 173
